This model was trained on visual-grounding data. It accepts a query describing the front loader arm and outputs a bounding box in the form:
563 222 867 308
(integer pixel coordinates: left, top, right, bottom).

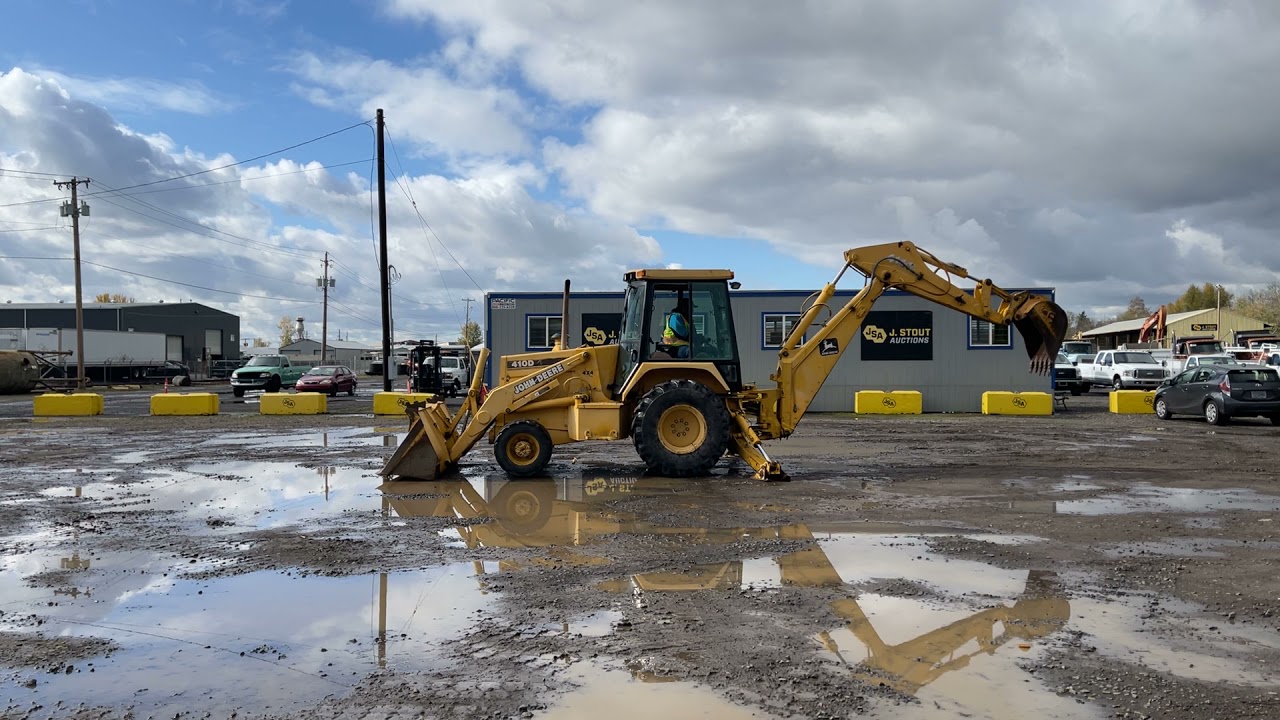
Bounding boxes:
768 241 1066 436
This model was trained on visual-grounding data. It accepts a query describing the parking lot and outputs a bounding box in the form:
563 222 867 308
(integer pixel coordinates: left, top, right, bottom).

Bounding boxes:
0 390 1278 719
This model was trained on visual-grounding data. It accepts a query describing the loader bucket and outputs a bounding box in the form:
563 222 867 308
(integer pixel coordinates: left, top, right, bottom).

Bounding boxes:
1014 297 1068 375
380 404 453 480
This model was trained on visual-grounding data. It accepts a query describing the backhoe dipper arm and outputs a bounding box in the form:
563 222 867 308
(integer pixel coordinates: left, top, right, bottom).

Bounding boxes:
767 241 1066 436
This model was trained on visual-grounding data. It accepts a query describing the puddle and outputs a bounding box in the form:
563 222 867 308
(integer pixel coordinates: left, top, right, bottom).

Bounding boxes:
1070 592 1280 687
198 426 399 450
1057 484 1280 515
40 462 384 530
0 562 610 718
1099 538 1280 558
543 661 765 719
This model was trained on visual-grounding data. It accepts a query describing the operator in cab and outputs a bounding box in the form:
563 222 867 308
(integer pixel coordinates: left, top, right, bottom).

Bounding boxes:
655 302 692 359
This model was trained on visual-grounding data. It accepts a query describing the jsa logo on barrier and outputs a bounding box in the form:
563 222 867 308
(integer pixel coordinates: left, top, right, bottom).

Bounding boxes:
515 363 565 394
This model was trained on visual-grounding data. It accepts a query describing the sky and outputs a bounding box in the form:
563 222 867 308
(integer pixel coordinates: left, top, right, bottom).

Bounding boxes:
2 0 1279 347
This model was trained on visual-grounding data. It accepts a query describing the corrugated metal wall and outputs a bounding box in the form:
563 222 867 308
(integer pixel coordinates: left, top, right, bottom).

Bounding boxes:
484 289 1053 412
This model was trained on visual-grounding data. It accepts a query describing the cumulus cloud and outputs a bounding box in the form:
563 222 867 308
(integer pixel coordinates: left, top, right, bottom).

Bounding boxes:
30 68 233 115
383 0 1280 315
0 67 660 346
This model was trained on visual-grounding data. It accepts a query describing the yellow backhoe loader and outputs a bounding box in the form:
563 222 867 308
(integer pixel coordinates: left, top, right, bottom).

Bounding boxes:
382 241 1066 482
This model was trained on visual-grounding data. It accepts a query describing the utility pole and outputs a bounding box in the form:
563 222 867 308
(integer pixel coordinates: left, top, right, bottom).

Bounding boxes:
376 108 392 392
462 297 476 344
55 177 91 390
317 253 335 364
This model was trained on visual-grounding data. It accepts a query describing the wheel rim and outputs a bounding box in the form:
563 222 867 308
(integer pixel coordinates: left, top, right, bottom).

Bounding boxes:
507 491 541 521
505 432 541 467
1156 400 1166 417
657 405 708 455
1206 403 1217 422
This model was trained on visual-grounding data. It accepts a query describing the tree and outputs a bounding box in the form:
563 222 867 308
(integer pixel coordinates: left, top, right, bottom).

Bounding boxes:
252 337 270 347
94 292 135 303
1066 311 1097 339
1168 283 1231 313
1115 295 1150 321
278 316 295 346
458 320 482 348
1235 283 1280 329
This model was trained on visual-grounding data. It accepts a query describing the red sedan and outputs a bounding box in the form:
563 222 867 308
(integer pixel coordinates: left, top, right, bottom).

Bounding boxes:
295 365 358 396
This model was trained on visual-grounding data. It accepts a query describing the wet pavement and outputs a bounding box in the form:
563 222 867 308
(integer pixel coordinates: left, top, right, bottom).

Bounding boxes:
0 401 1279 719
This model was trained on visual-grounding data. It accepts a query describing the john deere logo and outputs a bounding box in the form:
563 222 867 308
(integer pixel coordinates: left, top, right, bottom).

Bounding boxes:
282 398 296 408
1012 397 1027 408
881 396 897 408
863 325 888 344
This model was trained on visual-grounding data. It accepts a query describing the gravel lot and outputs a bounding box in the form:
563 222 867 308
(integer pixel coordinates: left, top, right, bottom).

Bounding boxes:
0 389 1277 719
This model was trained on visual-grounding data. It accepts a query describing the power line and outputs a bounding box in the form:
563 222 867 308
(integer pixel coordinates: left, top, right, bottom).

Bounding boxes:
79 260 320 303
83 120 373 195
96 158 373 198
0 225 61 233
0 119 372 209
80 228 315 289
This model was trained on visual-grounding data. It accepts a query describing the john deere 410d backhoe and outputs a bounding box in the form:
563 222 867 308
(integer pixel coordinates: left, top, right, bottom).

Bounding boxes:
382 241 1066 482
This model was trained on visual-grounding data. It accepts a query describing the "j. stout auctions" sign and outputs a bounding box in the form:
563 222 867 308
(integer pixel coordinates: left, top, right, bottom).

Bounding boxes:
860 311 933 361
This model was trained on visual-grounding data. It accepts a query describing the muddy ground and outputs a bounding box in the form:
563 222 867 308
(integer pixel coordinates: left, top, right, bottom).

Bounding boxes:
0 394 1278 719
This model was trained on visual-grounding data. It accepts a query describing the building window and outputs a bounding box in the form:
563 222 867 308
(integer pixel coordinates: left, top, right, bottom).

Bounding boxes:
969 318 1012 348
763 313 803 348
527 315 563 349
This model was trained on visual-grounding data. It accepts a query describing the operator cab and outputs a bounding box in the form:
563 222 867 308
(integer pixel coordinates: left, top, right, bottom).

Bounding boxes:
613 269 743 397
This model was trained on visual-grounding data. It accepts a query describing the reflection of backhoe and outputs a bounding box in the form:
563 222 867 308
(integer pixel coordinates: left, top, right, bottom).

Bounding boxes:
382 242 1066 482
377 478 1070 694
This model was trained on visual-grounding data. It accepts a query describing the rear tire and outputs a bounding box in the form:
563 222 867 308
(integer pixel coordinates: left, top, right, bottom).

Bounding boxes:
348 382 356 397
1204 400 1228 426
1270 414 1280 426
1154 397 1172 420
495 421 553 478
1070 387 1082 396
632 380 731 477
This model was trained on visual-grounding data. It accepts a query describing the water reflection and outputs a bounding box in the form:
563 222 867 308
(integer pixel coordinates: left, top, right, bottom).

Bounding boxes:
378 476 1071 700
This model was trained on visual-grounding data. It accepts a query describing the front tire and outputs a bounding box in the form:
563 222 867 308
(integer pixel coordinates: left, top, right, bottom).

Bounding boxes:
495 421 554 477
1204 400 1228 426
1154 397 1172 420
632 380 731 477
233 387 245 398
1112 376 1124 391
267 375 282 393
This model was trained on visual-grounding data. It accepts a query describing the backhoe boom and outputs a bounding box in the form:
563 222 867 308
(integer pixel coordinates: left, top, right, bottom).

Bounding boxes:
763 241 1065 437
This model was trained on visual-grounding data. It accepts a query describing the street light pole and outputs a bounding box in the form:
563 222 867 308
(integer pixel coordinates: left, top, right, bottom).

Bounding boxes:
54 177 91 391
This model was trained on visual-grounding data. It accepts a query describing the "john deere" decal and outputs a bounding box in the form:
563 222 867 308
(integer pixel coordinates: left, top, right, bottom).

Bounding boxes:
514 362 565 394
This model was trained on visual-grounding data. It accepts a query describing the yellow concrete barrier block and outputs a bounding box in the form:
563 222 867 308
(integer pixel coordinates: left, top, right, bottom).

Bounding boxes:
373 392 438 415
982 391 1053 416
150 393 219 416
260 392 327 415
854 390 923 414
33 393 104 417
1110 390 1155 414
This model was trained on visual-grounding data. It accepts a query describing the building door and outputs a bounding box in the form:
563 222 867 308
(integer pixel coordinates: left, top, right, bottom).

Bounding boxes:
204 329 223 360
166 335 184 362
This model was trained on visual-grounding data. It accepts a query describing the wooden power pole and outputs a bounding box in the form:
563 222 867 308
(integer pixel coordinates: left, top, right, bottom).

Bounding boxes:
376 108 392 392
318 252 334 364
54 177 91 390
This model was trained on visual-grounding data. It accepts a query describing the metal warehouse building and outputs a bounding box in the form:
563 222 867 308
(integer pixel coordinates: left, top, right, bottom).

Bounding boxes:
483 288 1055 413
0 302 240 379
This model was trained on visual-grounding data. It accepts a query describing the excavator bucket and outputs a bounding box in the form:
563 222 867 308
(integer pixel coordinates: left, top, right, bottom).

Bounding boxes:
380 403 454 480
1013 296 1068 375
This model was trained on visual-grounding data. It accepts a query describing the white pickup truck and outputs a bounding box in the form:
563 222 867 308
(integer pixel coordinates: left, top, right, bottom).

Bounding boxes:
1084 350 1168 391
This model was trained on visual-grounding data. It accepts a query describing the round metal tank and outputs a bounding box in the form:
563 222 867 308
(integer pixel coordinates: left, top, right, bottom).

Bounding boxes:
0 350 39 394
